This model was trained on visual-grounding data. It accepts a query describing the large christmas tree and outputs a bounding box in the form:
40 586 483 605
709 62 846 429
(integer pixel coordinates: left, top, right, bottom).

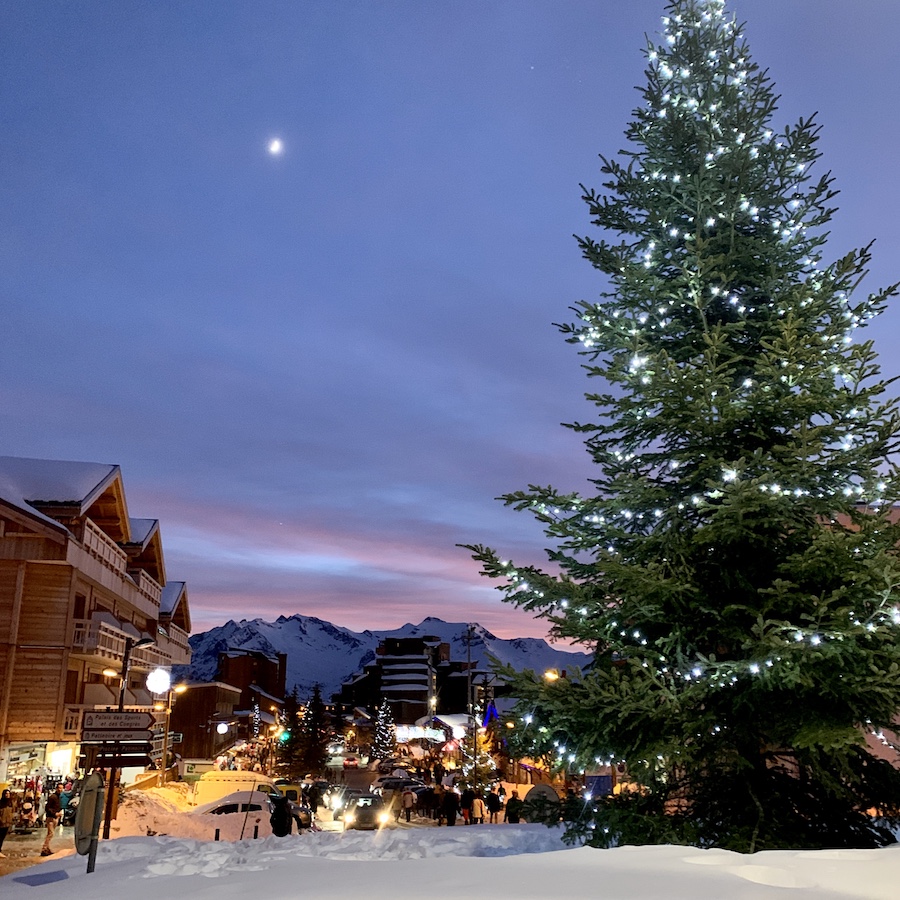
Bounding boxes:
466 0 900 851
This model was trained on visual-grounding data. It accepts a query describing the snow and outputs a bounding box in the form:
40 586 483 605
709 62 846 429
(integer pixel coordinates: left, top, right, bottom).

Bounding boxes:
3 787 899 899
0 456 117 506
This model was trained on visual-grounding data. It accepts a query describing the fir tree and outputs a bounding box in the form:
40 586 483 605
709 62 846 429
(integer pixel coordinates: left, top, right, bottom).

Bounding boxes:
465 0 900 851
296 684 330 775
277 687 305 780
371 699 397 761
460 726 497 790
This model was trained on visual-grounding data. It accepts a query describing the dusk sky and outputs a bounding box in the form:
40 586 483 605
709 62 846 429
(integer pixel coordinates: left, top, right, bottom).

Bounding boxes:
3 1 899 639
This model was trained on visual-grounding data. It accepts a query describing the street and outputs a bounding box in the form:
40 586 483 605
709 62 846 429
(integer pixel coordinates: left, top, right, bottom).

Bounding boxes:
0 824 76 879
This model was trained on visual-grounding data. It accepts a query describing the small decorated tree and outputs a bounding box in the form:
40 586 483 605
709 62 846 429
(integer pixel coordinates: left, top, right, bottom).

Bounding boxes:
371 698 397 762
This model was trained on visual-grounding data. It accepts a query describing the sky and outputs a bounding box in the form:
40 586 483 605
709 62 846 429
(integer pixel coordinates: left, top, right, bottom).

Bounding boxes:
3 1 900 639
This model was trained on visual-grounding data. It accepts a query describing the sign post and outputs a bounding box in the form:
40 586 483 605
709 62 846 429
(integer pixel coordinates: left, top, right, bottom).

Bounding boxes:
74 772 105 874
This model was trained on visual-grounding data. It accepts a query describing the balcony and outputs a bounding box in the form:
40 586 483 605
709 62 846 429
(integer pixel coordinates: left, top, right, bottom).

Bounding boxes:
83 518 129 574
63 705 84 739
157 624 191 667
71 617 175 669
70 519 162 619
134 569 162 607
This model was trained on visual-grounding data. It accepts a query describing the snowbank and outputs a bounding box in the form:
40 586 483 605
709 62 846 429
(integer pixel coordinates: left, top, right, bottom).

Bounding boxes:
3 787 899 899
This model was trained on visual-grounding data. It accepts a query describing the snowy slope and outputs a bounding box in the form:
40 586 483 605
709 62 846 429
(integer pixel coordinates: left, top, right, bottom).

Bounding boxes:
179 614 591 698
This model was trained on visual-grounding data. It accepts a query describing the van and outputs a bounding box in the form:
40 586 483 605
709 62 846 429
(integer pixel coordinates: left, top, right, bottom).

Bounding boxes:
193 770 279 807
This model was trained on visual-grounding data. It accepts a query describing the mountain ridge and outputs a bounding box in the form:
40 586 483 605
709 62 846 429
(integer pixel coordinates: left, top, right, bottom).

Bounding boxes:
181 614 592 699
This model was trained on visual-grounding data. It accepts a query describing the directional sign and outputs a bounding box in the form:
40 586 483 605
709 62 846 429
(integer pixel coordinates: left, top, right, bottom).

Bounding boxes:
82 711 155 731
81 729 154 743
93 754 152 768
93 741 153 754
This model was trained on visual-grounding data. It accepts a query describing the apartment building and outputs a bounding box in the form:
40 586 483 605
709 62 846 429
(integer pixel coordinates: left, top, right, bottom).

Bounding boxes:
0 455 191 782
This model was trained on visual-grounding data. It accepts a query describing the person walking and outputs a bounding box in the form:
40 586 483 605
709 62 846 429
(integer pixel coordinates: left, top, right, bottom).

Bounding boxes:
486 787 501 824
0 789 14 857
460 786 474 825
471 794 486 825
40 784 63 856
503 790 524 824
441 788 460 826
401 786 416 823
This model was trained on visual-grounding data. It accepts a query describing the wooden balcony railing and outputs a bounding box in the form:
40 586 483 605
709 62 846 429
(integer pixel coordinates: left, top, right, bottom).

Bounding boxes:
134 569 162 607
63 705 84 738
71 618 174 668
83 518 128 574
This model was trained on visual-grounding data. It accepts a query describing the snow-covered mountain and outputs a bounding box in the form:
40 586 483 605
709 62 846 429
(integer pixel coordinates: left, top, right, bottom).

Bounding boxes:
180 614 592 699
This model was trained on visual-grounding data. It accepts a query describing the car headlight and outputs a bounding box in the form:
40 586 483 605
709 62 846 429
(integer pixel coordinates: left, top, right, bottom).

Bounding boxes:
344 812 355 823
378 812 390 824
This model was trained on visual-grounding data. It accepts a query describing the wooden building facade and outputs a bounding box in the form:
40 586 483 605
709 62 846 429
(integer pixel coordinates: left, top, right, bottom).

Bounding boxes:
0 455 192 781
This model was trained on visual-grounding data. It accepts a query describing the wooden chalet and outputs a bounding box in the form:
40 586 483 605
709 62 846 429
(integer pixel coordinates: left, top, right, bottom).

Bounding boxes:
0 455 191 781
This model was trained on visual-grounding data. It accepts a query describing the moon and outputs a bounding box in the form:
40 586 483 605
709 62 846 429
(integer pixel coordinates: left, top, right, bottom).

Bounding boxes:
268 138 283 156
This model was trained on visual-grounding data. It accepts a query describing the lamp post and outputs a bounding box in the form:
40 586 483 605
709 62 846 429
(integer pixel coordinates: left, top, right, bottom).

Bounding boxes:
101 634 154 840
147 667 186 787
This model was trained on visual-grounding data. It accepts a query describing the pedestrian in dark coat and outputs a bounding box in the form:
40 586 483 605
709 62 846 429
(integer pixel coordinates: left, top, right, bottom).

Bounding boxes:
459 787 475 824
441 788 460 826
269 795 293 837
486 788 502 824
503 790 524 824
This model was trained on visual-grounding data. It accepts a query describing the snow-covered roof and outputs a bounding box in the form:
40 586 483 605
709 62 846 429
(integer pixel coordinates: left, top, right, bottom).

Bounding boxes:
160 581 186 616
0 455 119 510
0 486 68 534
128 517 159 546
382 683 428 692
432 713 471 729
381 662 430 671
160 580 190 633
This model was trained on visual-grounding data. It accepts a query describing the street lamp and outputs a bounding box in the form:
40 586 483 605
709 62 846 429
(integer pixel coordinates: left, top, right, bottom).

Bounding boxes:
101 633 154 840
147 668 187 787
102 635 154 709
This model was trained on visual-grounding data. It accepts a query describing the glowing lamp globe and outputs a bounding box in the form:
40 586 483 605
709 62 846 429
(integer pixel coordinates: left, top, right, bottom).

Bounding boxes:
146 667 172 695
216 722 228 735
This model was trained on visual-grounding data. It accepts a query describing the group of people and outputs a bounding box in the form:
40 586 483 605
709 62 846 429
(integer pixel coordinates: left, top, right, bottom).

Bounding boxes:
384 784 525 826
0 781 66 858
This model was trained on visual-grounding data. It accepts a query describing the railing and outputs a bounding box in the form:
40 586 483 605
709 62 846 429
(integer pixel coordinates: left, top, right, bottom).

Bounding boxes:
72 618 129 661
134 570 162 607
63 705 84 737
71 618 173 668
83 518 128 574
163 624 191 656
131 643 172 669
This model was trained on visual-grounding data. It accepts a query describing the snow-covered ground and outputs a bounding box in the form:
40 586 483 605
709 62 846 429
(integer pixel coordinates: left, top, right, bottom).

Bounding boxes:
3 787 899 899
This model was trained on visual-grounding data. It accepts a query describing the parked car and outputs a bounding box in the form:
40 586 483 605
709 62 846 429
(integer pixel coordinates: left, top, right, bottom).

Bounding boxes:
196 786 312 831
194 770 281 807
369 775 424 795
192 790 274 817
342 793 391 831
